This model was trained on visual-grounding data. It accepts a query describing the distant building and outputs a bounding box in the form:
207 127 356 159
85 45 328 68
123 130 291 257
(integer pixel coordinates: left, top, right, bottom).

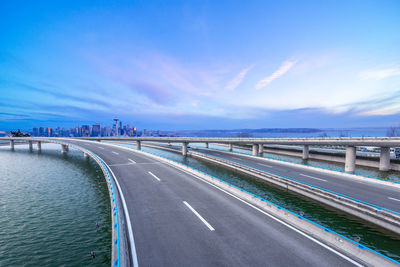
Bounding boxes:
92 123 100 137
81 125 90 137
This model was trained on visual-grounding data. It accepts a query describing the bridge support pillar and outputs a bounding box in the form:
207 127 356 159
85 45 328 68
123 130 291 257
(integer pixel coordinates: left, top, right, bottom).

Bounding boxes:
258 144 264 155
252 144 258 156
28 141 33 150
345 146 356 173
379 147 391 171
302 145 309 160
84 152 89 159
61 144 68 153
228 143 233 152
205 142 209 148
136 141 141 150
10 140 14 150
182 142 188 156
37 141 41 152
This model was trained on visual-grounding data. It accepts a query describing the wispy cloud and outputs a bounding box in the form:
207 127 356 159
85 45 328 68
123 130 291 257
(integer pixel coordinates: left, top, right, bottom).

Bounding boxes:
225 65 254 90
359 67 400 80
255 60 297 90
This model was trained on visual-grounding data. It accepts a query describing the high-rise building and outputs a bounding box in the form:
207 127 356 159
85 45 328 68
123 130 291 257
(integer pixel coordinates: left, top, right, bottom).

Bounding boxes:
81 125 90 137
113 118 119 136
92 123 100 137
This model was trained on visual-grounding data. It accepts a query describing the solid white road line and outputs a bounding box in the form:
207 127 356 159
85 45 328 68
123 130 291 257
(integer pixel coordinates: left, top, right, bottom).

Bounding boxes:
299 173 327 182
148 171 161 181
112 151 119 155
183 201 215 231
256 162 273 168
98 146 104 149
128 158 136 164
102 159 139 267
388 197 400 202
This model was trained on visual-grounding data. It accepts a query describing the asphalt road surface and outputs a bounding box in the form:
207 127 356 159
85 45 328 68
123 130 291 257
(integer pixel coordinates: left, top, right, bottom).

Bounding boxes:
68 140 360 266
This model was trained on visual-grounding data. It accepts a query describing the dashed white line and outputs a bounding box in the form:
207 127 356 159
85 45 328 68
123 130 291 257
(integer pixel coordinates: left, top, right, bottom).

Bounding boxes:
98 146 104 149
112 151 119 155
183 201 215 231
128 158 136 164
148 171 161 181
109 163 134 167
256 162 273 168
299 173 327 182
388 197 400 202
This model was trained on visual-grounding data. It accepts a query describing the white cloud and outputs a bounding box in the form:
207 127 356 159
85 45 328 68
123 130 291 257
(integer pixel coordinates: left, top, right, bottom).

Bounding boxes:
225 65 254 90
359 67 400 80
256 60 297 89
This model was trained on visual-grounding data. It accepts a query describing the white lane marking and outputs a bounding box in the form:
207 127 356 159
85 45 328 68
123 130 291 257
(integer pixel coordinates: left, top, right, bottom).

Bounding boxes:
103 159 139 267
388 197 400 202
299 173 327 182
183 201 215 231
148 171 161 181
256 162 273 168
112 151 119 155
109 163 135 167
232 157 243 160
98 146 104 149
173 167 361 266
128 158 136 164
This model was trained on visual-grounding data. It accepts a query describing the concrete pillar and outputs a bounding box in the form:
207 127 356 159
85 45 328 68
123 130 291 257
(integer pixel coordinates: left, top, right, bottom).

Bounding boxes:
205 142 209 148
28 141 33 150
37 141 41 152
345 146 356 173
252 144 258 156
379 147 391 171
182 142 188 156
61 144 68 153
258 144 264 155
228 143 233 151
302 145 309 160
84 152 89 159
136 141 141 150
10 140 14 150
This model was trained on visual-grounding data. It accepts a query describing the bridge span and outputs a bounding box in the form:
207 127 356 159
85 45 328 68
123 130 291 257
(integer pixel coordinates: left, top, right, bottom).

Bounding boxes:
4 136 400 172
58 137 400 172
1 137 399 266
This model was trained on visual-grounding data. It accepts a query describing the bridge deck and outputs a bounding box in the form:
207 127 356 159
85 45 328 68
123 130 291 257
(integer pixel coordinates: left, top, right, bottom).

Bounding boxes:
69 140 358 266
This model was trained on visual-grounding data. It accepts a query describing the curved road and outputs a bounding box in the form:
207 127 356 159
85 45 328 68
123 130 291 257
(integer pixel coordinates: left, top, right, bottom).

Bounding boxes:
68 140 359 266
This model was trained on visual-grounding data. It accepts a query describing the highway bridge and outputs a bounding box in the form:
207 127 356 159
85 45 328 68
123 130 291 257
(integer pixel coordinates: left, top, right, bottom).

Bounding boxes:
1 137 400 266
72 136 400 172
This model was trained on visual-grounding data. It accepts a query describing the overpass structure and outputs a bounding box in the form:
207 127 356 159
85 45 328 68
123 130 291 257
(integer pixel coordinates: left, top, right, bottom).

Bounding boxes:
68 136 400 172
1 136 399 266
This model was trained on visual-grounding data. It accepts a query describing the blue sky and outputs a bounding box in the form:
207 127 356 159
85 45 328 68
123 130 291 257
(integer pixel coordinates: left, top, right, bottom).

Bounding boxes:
1 0 400 130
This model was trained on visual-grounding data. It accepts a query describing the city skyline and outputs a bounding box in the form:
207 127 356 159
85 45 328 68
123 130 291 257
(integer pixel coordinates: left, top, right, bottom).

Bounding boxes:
1 1 400 130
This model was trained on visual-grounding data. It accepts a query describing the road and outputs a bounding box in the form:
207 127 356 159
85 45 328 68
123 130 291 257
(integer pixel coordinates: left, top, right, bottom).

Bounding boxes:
182 145 400 213
139 142 400 213
68 140 359 266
